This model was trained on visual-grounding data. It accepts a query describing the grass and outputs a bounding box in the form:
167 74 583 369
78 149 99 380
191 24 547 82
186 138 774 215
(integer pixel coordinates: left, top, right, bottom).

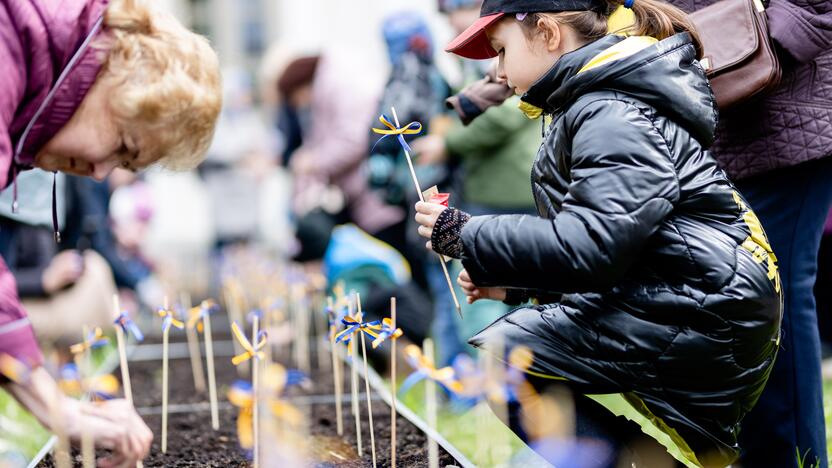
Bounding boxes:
398 380 530 467
824 379 832 463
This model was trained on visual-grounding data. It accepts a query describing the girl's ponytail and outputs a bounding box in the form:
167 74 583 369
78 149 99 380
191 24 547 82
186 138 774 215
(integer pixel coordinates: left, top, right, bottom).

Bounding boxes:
519 0 703 59
615 0 703 58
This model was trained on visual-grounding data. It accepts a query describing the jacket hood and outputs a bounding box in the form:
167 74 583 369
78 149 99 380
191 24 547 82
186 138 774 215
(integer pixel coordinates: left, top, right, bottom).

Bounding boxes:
520 33 717 147
11 0 109 169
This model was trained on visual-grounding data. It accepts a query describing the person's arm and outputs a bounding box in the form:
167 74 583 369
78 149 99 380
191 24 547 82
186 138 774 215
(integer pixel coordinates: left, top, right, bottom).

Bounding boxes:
4 367 152 467
442 99 680 292
767 0 832 63
444 99 530 159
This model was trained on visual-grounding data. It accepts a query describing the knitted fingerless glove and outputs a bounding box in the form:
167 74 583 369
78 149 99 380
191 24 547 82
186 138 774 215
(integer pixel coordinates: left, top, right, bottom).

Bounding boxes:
430 207 471 259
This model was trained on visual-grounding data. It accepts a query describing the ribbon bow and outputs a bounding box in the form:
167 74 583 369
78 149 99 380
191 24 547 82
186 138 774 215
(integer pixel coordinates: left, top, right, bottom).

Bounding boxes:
231 321 267 365
187 300 216 332
158 307 184 333
334 315 382 345
371 318 403 349
399 344 464 396
326 305 349 341
69 327 109 355
114 312 144 342
371 114 423 155
58 363 120 401
0 354 30 384
228 380 255 450
263 364 306 427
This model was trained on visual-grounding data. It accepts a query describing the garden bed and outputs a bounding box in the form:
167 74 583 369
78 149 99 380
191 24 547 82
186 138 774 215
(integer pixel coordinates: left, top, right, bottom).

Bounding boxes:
38 312 458 467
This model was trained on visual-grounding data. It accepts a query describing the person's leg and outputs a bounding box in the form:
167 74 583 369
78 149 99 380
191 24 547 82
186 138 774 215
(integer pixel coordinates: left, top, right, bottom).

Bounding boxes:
736 157 832 468
816 227 832 356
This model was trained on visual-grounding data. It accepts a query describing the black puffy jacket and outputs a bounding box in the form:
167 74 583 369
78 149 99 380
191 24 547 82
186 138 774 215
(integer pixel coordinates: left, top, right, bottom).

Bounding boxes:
460 34 782 467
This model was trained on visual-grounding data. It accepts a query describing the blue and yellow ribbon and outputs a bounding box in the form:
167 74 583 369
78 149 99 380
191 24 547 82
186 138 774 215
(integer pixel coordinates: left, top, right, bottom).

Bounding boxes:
326 305 349 341
69 327 109 355
228 380 255 450
371 114 423 155
263 364 306 427
187 299 219 333
371 318 402 349
114 312 144 342
59 363 120 401
0 354 30 384
334 315 383 345
231 321 267 366
399 344 464 396
158 307 184 333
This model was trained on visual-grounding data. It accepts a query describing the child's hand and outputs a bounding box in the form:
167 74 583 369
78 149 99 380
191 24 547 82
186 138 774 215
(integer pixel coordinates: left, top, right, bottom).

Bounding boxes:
458 269 506 304
414 201 447 250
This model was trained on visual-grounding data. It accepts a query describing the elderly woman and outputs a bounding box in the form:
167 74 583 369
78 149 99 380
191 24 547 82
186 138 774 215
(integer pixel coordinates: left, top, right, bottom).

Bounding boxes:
0 0 221 465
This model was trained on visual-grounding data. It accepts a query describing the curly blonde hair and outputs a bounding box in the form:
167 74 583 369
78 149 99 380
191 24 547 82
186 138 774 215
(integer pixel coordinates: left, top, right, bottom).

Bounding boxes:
98 0 222 170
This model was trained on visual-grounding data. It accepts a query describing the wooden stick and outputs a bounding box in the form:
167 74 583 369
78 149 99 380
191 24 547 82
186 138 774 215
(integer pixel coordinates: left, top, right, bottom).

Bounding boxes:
161 319 170 453
391 107 462 318
252 313 261 468
112 295 143 468
181 292 206 394
79 326 94 468
356 294 377 468
328 297 343 436
316 292 329 372
113 296 133 404
390 297 397 468
350 296 363 456
203 307 220 430
52 381 71 468
423 338 439 468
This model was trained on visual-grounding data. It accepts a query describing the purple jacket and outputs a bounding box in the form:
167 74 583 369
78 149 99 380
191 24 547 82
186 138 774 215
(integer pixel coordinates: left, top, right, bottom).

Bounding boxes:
671 0 832 180
0 0 108 369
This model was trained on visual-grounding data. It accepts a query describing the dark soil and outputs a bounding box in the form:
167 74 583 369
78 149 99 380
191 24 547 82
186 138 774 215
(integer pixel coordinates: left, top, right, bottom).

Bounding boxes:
39 313 459 467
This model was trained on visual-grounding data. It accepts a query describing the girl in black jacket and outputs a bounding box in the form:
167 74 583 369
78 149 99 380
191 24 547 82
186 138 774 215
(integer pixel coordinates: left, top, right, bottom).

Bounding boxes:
415 0 782 466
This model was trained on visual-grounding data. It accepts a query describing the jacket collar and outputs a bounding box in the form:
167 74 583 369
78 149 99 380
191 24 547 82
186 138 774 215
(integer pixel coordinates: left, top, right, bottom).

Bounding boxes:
519 35 626 117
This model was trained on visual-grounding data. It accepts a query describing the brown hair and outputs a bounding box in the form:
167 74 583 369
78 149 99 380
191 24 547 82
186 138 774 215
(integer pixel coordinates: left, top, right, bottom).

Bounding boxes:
518 0 702 58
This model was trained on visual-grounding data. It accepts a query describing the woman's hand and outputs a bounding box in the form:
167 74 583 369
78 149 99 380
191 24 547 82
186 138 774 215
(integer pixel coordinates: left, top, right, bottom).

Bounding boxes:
414 201 447 250
68 399 153 468
458 269 506 304
4 368 152 467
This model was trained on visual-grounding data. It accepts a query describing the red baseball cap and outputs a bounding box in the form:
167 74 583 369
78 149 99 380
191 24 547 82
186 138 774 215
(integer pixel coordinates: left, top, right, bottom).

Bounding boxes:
445 0 606 59
444 13 505 60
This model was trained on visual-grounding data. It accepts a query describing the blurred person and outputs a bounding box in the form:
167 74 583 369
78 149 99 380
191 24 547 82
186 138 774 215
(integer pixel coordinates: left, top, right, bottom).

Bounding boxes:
293 209 433 366
278 51 405 241
817 209 832 359
201 67 275 247
0 0 221 464
0 171 119 347
63 173 163 310
368 11 454 294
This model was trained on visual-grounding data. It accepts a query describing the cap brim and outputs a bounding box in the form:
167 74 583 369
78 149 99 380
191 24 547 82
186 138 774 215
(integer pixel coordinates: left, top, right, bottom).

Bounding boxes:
445 13 503 60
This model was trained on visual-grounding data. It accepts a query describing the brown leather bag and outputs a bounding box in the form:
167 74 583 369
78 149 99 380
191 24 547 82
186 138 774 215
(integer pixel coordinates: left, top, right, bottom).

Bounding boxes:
690 0 782 109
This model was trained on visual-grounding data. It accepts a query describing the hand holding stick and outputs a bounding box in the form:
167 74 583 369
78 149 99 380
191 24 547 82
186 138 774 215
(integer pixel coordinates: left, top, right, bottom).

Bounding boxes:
373 108 462 318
